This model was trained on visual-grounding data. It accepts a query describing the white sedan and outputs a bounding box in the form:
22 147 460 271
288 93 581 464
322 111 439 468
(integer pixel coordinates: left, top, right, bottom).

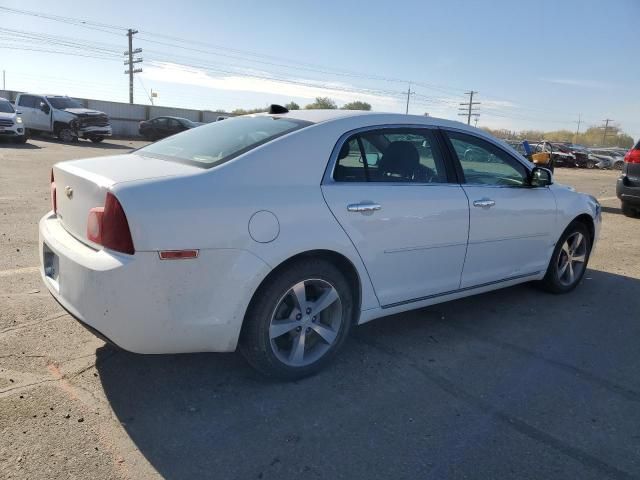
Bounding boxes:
39 107 601 378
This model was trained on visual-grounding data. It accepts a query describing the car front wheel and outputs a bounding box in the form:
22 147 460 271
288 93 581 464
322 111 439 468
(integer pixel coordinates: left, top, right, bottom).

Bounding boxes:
540 221 591 293
57 127 77 143
240 259 354 379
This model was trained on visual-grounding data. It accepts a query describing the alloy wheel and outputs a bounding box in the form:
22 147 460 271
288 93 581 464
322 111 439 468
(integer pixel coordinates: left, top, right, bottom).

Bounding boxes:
269 279 342 367
557 232 587 286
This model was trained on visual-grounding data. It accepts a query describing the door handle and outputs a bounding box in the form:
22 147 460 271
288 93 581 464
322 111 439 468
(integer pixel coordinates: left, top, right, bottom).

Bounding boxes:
347 202 382 213
473 199 496 208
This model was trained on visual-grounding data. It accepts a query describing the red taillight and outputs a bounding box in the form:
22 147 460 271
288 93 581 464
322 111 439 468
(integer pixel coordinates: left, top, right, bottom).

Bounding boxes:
625 149 640 164
50 169 57 214
86 192 135 254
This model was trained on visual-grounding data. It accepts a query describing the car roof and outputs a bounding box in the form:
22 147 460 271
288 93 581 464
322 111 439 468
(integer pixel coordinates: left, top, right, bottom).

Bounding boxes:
258 109 473 130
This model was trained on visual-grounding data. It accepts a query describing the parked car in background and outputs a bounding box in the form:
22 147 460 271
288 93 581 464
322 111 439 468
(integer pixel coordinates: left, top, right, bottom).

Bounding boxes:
557 143 593 168
14 93 112 143
616 140 640 217
139 116 200 140
40 108 601 378
0 97 27 143
589 149 620 169
594 148 626 170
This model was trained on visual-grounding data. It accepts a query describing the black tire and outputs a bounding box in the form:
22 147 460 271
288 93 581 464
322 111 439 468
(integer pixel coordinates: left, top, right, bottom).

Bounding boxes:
613 162 623 171
539 221 591 294
239 258 355 380
57 127 77 143
90 137 104 143
585 160 596 169
621 202 639 218
13 135 27 144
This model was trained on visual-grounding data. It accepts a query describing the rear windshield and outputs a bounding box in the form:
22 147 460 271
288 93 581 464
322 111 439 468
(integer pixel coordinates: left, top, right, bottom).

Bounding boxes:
137 116 311 168
0 100 14 113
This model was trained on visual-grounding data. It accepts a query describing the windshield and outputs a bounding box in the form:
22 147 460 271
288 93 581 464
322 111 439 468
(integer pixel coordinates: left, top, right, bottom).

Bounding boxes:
46 96 83 109
0 100 15 113
137 116 311 168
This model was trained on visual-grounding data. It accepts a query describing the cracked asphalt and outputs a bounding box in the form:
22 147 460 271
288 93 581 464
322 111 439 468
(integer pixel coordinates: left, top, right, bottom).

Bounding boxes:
1 137 639 479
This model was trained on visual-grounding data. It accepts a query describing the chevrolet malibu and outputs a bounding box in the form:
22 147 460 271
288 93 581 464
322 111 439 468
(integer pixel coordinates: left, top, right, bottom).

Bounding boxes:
40 107 601 379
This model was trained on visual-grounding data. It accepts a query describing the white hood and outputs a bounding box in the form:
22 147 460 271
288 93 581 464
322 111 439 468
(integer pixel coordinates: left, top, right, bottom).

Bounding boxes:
63 108 104 116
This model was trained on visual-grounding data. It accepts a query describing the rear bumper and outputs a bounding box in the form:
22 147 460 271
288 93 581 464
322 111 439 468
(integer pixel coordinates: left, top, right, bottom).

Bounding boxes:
39 212 271 354
616 176 640 206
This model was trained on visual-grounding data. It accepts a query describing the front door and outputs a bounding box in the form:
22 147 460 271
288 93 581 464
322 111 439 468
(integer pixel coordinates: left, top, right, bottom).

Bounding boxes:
443 129 557 288
322 127 470 307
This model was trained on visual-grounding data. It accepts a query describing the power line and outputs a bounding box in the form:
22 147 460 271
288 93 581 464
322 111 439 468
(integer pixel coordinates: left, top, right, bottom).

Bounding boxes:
601 118 614 146
458 91 480 125
124 29 142 104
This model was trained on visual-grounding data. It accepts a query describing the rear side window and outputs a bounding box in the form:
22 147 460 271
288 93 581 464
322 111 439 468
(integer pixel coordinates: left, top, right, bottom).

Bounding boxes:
18 95 36 108
333 128 448 183
138 116 311 168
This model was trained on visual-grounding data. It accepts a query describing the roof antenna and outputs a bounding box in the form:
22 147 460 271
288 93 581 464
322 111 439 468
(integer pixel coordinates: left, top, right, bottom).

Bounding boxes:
268 104 289 114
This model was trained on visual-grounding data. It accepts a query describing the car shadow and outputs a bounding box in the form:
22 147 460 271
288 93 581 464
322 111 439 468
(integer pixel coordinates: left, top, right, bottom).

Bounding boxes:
601 205 623 215
96 269 640 479
0 140 41 149
27 134 140 150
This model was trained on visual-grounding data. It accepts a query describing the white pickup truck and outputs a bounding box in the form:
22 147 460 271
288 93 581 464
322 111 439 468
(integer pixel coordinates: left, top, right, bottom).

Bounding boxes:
15 93 112 143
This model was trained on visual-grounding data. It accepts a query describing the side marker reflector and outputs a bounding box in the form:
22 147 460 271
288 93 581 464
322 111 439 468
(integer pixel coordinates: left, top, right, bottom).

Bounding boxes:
159 250 199 260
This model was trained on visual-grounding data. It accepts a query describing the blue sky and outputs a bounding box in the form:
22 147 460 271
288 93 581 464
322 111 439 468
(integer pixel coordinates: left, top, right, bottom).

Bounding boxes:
1 0 638 140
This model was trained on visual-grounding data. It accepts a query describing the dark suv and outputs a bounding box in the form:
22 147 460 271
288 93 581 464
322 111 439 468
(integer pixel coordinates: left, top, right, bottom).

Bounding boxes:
616 139 640 217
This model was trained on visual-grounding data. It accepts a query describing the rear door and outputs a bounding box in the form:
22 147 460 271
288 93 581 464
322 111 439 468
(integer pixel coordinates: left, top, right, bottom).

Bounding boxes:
322 126 470 307
442 129 557 288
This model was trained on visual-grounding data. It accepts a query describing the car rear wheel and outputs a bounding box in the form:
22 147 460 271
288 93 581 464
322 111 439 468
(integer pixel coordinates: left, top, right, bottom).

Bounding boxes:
613 161 624 171
90 137 104 143
539 221 591 293
240 259 354 379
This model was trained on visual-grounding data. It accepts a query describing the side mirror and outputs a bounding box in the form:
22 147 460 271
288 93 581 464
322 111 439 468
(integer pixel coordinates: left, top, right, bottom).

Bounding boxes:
530 167 553 187
39 102 50 114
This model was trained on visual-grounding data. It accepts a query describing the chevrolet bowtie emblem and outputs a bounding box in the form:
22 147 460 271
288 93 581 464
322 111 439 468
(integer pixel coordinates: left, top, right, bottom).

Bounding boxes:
64 186 73 199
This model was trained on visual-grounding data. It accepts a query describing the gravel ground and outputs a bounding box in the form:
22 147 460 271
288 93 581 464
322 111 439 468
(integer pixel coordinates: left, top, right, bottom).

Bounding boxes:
1 137 639 480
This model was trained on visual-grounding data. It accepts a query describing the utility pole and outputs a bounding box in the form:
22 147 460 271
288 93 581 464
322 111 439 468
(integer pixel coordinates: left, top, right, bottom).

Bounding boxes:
474 117 478 127
405 83 413 115
601 118 613 146
124 29 142 104
2 70 5 90
575 114 582 136
458 90 480 125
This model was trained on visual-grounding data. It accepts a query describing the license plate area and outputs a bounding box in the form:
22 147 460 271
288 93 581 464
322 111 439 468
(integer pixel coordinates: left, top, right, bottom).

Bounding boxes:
43 243 59 283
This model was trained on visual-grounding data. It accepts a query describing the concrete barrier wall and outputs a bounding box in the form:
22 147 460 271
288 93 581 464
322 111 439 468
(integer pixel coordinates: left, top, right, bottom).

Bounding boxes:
0 89 230 137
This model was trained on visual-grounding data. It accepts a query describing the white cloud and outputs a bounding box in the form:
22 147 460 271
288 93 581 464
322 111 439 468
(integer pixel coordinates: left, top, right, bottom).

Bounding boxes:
141 62 401 108
539 77 609 89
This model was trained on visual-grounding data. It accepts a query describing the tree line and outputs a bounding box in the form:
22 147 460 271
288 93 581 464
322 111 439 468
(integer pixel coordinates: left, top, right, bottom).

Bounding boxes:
228 97 371 115
481 125 634 148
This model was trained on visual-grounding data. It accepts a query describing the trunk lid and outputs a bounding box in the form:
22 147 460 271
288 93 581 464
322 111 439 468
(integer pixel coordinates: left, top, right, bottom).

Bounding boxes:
53 153 202 246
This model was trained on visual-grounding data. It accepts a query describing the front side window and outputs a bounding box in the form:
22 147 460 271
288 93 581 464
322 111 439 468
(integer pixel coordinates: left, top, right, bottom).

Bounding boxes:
137 116 311 168
18 95 36 108
446 131 529 186
333 128 448 183
0 100 14 113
